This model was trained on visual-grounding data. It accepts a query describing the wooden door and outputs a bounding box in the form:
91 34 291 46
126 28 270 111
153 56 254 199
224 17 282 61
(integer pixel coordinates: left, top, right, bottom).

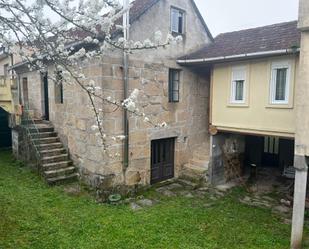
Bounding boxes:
43 73 49 120
151 138 175 184
22 77 29 108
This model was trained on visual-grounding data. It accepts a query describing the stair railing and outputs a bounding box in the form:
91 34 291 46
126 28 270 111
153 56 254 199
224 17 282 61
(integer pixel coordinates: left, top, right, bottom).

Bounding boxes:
20 106 42 172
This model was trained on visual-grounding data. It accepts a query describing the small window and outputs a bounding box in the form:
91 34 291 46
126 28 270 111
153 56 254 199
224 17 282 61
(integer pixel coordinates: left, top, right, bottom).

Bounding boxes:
22 77 29 107
171 7 185 34
230 66 246 104
3 64 9 77
270 61 290 104
169 69 180 102
54 71 63 104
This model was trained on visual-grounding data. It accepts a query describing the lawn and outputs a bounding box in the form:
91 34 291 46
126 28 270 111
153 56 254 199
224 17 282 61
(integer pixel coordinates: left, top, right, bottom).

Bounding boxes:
0 149 292 249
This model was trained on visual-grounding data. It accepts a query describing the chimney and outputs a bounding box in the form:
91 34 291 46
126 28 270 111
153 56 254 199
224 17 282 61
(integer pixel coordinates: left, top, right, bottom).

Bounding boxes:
298 0 309 30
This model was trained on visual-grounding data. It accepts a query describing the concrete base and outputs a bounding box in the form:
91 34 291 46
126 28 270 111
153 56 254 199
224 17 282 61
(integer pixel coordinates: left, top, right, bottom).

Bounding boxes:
291 168 308 249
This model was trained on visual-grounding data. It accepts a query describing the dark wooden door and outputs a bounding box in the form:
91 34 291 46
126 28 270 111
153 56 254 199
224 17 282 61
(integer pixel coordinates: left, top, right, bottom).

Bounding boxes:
43 73 49 120
0 108 12 148
22 77 29 108
151 138 175 184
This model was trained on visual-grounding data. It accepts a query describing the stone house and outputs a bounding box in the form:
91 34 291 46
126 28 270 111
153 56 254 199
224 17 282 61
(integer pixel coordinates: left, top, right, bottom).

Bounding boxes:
12 0 213 189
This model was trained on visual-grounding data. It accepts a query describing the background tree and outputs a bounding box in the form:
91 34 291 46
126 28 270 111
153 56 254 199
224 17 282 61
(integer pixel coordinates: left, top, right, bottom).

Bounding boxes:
0 0 181 152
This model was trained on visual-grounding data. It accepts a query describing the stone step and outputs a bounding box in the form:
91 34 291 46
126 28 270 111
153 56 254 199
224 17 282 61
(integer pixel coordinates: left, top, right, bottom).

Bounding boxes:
30 126 54 133
46 172 79 185
34 119 50 125
40 148 66 157
189 159 209 169
39 142 63 150
44 166 76 178
33 137 60 144
41 154 69 164
32 132 58 139
42 161 73 171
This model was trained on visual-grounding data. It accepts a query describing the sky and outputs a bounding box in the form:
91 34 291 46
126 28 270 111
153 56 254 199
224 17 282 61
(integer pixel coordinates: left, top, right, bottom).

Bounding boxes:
194 0 299 36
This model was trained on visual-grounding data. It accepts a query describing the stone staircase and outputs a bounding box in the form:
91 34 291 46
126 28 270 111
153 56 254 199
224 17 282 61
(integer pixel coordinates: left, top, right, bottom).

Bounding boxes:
181 144 210 182
30 120 79 185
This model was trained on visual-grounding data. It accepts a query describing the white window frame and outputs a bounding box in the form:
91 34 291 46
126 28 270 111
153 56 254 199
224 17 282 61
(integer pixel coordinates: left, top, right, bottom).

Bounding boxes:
170 7 185 34
270 61 291 105
230 66 246 104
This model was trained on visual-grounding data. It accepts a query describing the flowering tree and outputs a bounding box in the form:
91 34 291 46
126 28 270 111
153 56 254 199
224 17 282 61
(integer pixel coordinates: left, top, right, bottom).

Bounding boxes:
0 0 181 153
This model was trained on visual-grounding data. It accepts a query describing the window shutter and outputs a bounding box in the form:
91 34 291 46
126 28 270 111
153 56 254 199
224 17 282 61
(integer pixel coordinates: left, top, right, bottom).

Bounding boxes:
171 9 179 32
232 67 246 81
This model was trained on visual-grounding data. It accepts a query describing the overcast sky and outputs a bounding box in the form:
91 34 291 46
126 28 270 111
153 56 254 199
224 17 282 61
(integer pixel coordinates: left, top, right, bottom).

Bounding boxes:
194 0 299 36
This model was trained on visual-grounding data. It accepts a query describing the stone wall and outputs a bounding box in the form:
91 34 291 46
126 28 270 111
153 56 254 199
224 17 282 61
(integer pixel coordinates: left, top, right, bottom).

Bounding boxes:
15 53 210 189
129 0 211 62
12 0 213 190
17 70 43 118
12 127 41 170
210 133 245 185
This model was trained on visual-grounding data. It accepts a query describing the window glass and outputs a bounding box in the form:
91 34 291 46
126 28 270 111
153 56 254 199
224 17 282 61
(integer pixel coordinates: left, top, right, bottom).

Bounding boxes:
169 69 180 102
270 61 290 104
235 80 244 101
171 8 184 34
231 66 246 103
275 68 287 101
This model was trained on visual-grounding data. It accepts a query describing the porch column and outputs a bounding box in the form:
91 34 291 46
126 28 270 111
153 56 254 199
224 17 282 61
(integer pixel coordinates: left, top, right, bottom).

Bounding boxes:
291 156 308 249
291 1 309 248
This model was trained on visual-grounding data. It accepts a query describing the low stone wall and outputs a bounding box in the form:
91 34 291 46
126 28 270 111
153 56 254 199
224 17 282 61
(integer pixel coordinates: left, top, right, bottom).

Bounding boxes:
12 126 41 171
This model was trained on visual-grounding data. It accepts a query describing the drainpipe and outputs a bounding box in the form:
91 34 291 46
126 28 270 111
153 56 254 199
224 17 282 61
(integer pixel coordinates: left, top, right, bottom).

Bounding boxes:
123 0 130 172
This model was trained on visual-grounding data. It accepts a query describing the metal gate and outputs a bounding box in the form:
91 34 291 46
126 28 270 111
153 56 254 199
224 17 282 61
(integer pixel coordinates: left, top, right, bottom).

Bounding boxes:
0 108 12 148
151 138 175 184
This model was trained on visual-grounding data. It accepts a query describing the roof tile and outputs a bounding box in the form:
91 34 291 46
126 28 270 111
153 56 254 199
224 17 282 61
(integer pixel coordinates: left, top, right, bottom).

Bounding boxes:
180 21 301 60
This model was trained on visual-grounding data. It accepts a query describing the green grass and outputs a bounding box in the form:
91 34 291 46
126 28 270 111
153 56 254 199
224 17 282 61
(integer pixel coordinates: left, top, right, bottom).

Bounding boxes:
0 149 292 249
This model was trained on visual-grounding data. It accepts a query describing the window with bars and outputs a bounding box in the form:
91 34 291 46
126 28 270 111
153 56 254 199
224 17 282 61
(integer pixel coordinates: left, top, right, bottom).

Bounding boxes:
169 69 180 102
270 62 290 104
171 7 185 34
231 66 246 104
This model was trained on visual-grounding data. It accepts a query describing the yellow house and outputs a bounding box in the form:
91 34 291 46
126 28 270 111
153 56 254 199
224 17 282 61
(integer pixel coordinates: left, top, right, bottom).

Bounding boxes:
0 48 14 113
178 21 300 184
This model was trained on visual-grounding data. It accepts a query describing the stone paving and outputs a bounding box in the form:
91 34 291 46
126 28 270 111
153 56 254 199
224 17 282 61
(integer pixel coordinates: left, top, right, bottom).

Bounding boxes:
126 177 294 224
127 179 230 211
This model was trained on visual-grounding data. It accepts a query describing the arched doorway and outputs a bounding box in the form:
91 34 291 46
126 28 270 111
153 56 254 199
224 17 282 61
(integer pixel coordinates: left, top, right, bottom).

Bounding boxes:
0 107 12 148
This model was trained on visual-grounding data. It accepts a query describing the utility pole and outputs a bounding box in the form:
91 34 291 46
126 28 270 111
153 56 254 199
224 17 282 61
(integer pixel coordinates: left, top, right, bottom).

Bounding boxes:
291 0 309 248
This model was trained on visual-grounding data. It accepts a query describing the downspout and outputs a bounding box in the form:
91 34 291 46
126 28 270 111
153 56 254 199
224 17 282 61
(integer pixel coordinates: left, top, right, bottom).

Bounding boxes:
123 0 130 175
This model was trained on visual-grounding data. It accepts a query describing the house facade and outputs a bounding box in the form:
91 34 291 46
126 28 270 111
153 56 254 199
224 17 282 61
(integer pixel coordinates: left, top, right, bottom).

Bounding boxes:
0 47 17 148
0 48 14 113
178 21 301 184
12 0 212 190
